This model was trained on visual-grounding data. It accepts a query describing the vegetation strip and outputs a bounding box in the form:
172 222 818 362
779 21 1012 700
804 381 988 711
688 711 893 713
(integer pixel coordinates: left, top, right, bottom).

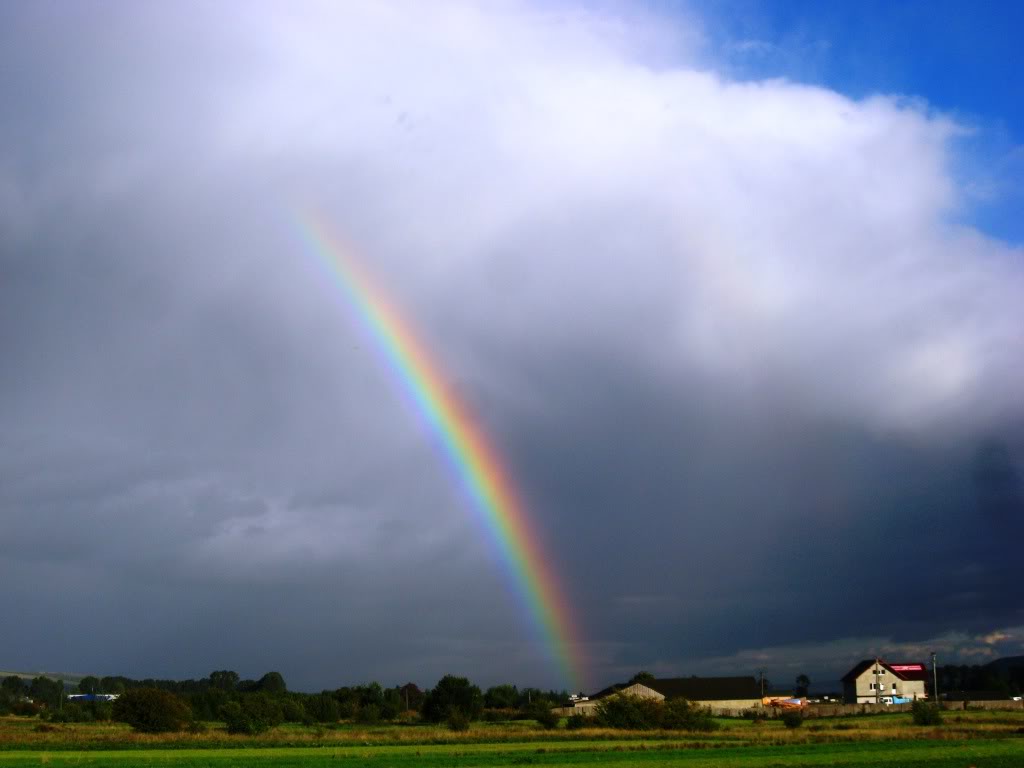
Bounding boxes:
0 740 1022 767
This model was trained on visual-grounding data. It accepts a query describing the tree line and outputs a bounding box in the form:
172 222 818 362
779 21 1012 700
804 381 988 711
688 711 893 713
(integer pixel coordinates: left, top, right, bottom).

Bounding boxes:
0 670 571 733
937 663 1024 697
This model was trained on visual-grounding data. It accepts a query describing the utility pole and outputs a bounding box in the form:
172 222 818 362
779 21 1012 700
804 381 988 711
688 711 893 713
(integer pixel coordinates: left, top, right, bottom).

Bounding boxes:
759 670 765 697
874 659 881 705
931 652 938 703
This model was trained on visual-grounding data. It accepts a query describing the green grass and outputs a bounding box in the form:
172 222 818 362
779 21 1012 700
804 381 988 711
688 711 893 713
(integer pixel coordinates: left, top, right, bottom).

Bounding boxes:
0 740 1021 767
1 711 1022 766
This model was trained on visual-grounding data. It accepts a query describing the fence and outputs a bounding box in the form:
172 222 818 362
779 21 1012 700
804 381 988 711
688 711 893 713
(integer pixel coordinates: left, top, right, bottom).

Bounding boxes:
555 699 1024 718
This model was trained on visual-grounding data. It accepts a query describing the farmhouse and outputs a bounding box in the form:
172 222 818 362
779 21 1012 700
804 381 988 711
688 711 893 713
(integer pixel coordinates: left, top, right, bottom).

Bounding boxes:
575 676 762 713
841 660 928 704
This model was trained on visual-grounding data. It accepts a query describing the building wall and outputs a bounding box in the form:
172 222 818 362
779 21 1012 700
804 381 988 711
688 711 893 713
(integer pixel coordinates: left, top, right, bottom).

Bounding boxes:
846 665 927 704
695 698 761 710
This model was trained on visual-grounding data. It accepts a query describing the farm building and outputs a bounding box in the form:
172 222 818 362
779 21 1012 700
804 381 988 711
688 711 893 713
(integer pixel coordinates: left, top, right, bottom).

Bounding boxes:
575 676 762 713
66 693 120 703
841 660 928 704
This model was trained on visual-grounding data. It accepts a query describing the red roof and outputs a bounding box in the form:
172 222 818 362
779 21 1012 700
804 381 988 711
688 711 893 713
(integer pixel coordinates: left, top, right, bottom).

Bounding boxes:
841 660 929 683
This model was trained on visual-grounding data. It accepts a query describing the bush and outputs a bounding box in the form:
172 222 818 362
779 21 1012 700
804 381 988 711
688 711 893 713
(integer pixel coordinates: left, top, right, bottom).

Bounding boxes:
10 700 42 717
113 688 192 733
594 694 663 730
781 710 804 728
280 698 307 723
357 703 381 724
661 698 719 732
531 706 560 730
482 707 517 722
220 694 284 735
911 701 943 726
565 713 591 730
446 708 471 732
304 693 340 723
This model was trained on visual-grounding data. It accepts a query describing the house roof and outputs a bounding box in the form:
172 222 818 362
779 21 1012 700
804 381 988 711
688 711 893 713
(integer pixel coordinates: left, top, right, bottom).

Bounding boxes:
841 660 929 683
592 677 760 702
646 676 761 701
591 683 630 700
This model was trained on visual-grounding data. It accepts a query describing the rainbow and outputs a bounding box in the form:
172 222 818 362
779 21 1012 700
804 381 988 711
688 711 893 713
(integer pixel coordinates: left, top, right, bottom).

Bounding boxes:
293 210 584 691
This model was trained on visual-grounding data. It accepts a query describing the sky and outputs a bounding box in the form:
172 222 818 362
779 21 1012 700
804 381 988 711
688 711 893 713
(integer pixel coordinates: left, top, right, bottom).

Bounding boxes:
1 0 1022 694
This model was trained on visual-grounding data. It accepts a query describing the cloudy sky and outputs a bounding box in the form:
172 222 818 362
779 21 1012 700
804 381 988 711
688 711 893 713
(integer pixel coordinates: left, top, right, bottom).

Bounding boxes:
2 0 1022 694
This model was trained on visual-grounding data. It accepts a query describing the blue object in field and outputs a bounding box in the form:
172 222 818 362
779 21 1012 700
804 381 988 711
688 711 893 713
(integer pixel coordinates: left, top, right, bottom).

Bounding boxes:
892 696 912 705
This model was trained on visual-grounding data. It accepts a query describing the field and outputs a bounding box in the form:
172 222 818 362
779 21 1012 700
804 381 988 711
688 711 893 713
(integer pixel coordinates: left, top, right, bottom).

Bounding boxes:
1 711 1022 767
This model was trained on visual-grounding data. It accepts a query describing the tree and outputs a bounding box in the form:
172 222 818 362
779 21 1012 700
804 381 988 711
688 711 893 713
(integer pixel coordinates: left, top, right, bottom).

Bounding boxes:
257 672 287 695
795 674 810 697
629 671 656 685
220 694 284 735
398 683 424 712
484 684 519 709
209 670 240 692
381 687 402 720
100 677 127 694
29 677 64 708
113 688 192 733
1 677 26 696
305 693 340 723
78 676 101 695
422 675 483 723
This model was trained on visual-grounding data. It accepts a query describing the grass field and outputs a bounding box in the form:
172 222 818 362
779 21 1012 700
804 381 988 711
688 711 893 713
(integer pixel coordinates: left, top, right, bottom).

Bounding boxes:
1 711 1021 766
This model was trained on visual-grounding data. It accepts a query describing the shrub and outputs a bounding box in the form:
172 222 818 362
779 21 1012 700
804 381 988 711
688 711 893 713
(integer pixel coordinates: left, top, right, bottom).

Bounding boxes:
594 694 662 730
781 710 804 728
220 694 284 735
305 693 340 723
565 713 591 730
280 698 307 723
482 707 517 722
113 688 192 733
911 701 943 726
446 708 471 732
10 700 42 717
357 703 381 724
661 698 719 732
531 706 560 730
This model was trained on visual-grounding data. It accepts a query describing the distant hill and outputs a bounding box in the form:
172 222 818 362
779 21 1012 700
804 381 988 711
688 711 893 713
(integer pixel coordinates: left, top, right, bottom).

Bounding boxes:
985 656 1024 672
0 670 87 685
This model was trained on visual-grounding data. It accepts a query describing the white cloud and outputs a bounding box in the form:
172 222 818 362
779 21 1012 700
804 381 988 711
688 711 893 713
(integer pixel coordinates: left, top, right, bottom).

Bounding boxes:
149 0 1023 435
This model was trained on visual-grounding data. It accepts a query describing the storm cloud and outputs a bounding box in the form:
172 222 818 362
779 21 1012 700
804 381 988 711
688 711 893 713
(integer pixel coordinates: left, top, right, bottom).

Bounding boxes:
2 1 1022 691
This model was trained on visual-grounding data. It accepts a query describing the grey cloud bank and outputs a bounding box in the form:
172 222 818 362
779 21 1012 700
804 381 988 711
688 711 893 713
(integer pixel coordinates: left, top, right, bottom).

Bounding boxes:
1 1 1022 691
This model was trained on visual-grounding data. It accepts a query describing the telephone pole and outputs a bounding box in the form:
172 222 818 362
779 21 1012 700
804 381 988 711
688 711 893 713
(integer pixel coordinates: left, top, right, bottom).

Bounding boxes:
874 659 881 705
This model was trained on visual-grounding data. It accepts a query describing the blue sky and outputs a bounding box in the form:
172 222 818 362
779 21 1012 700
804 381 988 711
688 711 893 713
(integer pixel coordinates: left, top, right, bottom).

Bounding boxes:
690 0 1024 242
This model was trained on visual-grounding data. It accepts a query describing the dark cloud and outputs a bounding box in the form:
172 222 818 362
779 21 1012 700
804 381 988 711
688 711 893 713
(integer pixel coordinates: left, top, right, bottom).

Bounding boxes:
1 1 1022 691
